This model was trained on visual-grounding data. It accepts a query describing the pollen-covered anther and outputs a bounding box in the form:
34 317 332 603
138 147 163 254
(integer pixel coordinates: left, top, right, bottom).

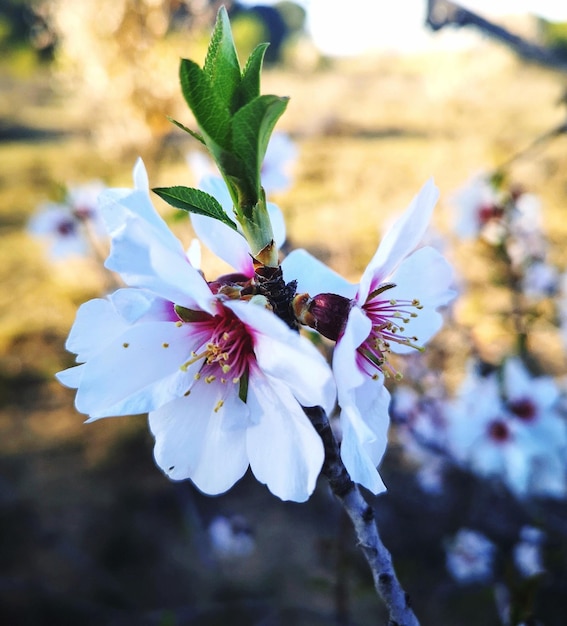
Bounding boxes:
214 400 224 413
205 375 216 384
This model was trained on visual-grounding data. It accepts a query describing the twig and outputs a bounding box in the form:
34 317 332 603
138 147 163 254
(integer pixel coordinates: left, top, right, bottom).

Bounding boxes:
304 406 420 626
426 0 567 73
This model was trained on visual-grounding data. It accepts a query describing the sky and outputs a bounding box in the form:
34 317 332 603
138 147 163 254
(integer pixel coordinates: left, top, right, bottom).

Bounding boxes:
237 0 567 57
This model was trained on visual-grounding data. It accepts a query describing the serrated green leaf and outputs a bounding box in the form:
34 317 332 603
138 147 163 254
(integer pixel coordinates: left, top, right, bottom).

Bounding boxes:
166 116 205 144
234 43 269 109
231 94 289 195
204 6 242 113
179 59 231 150
152 186 238 231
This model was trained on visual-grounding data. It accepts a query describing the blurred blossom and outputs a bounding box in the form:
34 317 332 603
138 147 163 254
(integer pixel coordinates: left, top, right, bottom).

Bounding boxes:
513 526 545 578
451 173 503 240
521 259 559 299
187 131 297 196
260 132 297 194
446 358 567 498
446 528 496 584
28 181 107 259
208 514 255 559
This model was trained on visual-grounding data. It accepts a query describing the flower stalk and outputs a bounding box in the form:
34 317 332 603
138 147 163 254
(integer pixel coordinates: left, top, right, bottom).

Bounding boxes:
304 406 421 626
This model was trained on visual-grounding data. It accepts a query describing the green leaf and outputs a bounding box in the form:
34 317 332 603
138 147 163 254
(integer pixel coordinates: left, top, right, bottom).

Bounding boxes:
179 59 231 150
166 116 205 144
234 43 269 109
204 6 242 113
152 186 238 231
231 94 289 195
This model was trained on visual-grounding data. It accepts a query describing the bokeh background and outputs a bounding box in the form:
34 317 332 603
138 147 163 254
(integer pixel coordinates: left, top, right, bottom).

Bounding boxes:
2 1 567 624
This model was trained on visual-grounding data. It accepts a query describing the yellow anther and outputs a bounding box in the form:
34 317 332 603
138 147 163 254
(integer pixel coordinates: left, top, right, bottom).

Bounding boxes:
205 375 216 384
221 363 231 374
194 372 201 380
214 400 224 413
175 321 183 327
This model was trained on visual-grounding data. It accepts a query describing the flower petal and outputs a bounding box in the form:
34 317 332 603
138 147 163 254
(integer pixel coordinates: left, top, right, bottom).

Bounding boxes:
333 306 372 393
246 373 324 502
282 249 357 299
149 382 249 494
338 378 390 494
75 321 201 419
106 215 215 313
386 246 455 354
191 213 254 276
359 179 439 301
65 297 130 363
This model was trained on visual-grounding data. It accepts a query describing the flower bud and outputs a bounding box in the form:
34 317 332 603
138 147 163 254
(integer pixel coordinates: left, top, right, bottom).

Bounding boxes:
292 292 353 341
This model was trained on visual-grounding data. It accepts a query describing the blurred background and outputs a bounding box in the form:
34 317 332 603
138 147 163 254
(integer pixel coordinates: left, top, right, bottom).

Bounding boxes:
2 0 567 624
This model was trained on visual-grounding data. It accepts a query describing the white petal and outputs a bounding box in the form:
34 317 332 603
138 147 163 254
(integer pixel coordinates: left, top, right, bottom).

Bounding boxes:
149 383 249 493
281 249 357 298
75 321 201 418
108 288 175 324
246 373 324 502
359 179 439 300
133 157 149 191
105 215 215 313
338 380 390 494
333 306 371 393
267 202 286 249
386 247 455 353
191 213 254 276
56 364 85 389
228 300 336 414
65 297 129 362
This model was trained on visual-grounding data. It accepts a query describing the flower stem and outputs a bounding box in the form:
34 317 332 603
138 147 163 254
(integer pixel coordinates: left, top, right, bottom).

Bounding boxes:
304 406 420 626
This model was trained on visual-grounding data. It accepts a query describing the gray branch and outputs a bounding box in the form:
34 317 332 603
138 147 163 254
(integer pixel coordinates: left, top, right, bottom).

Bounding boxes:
304 406 420 626
426 0 567 73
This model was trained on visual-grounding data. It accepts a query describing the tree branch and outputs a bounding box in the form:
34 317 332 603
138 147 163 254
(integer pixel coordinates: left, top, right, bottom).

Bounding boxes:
426 0 567 73
304 406 420 626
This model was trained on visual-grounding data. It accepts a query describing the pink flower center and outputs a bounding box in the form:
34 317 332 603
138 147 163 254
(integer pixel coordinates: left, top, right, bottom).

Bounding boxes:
56 218 76 236
478 203 503 226
178 307 254 390
358 283 423 379
508 397 537 422
487 419 511 443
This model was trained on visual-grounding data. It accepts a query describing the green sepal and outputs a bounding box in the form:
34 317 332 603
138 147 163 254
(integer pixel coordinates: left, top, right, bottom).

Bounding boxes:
232 94 289 198
238 369 249 403
174 305 211 323
152 186 238 231
166 116 205 144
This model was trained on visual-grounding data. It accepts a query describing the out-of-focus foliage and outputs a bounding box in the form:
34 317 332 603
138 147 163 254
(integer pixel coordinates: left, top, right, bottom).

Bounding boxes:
540 19 567 59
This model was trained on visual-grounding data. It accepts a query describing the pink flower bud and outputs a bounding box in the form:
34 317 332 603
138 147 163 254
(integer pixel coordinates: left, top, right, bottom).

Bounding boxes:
293 292 353 341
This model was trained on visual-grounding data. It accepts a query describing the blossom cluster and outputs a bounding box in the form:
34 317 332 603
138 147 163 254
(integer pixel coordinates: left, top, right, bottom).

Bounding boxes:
55 151 454 502
390 173 567 502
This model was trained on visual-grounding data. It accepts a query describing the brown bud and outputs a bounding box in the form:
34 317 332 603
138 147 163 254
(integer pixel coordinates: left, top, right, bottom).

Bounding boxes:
292 292 353 341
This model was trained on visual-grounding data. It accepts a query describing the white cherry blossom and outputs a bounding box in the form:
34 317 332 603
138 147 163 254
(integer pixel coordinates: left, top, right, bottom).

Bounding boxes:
283 179 455 494
57 160 335 502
